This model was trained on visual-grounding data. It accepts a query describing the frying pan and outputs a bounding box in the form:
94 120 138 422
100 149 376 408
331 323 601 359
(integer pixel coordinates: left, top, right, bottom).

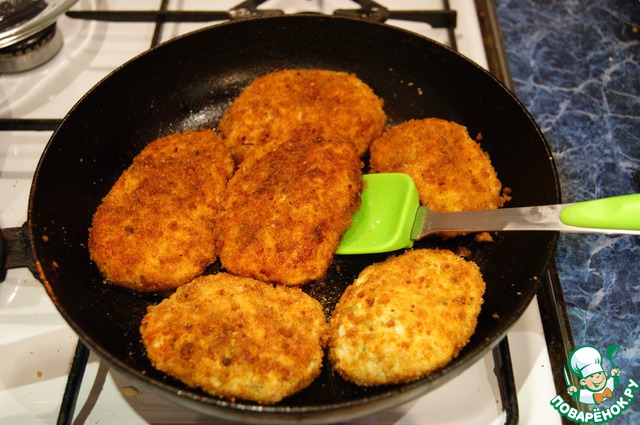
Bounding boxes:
0 15 559 424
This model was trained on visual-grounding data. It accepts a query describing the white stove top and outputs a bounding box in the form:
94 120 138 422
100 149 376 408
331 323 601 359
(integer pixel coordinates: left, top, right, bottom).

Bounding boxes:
0 1 560 423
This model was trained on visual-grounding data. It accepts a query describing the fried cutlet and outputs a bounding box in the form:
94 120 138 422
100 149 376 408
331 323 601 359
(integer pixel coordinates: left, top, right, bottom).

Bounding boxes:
140 273 328 404
369 118 510 212
328 249 485 386
215 127 363 286
88 129 235 292
218 69 386 164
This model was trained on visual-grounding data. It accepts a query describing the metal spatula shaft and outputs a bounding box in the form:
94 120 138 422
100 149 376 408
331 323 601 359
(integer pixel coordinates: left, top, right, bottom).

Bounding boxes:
412 203 640 240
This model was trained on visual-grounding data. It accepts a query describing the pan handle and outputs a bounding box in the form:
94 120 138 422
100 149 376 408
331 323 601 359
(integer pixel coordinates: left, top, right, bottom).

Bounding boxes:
1 224 34 282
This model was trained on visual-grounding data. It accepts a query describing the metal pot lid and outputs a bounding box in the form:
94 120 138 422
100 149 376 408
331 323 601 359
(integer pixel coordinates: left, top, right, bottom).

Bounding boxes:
0 0 78 49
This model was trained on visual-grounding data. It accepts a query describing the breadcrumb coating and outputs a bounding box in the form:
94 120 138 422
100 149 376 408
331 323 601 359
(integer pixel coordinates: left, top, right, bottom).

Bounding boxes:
219 69 386 164
328 249 485 386
369 118 510 212
215 127 363 286
140 273 328 404
88 130 235 292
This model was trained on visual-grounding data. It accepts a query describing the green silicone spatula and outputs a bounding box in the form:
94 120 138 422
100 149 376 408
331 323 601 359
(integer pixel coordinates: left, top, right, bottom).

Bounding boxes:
336 173 640 255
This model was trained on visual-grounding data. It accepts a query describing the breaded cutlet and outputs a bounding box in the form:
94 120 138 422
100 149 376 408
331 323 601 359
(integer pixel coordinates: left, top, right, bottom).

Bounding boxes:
140 273 328 404
328 248 485 386
369 118 510 213
215 127 363 286
218 69 386 164
88 129 235 292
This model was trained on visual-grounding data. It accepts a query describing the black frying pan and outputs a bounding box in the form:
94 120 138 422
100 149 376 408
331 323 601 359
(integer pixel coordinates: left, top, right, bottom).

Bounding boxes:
1 15 559 424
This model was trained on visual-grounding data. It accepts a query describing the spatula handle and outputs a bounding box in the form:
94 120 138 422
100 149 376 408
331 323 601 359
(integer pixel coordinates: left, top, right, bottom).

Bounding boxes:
560 194 640 230
414 194 640 239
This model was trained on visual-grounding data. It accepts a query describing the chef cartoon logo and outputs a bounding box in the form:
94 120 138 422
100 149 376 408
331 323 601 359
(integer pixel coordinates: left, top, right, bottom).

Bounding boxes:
549 343 639 424
565 345 620 405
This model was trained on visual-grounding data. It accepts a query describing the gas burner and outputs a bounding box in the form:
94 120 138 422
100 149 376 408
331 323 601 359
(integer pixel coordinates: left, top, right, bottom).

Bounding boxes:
0 0 78 72
0 22 61 72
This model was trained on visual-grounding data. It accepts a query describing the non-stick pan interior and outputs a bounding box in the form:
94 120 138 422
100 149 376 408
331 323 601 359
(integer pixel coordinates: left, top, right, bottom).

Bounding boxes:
28 15 559 423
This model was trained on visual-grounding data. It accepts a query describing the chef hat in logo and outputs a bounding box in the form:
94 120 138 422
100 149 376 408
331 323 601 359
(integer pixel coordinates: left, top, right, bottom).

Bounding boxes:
569 345 604 379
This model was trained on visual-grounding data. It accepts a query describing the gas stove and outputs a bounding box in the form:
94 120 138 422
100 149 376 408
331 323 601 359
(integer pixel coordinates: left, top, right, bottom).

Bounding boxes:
0 1 565 424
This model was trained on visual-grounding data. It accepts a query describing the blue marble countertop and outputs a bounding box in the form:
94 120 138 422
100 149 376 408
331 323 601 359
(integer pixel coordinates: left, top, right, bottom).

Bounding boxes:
496 0 639 422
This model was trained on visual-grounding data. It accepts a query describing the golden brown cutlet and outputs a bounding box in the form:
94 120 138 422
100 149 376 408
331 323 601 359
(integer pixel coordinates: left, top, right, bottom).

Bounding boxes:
218 69 386 164
88 129 235 292
215 127 363 286
140 273 328 404
328 248 485 386
369 118 510 213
